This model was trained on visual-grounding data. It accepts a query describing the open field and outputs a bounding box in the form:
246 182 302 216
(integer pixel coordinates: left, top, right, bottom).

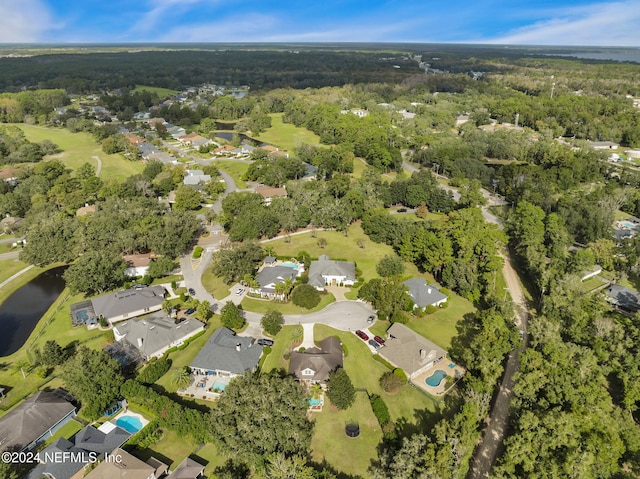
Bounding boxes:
10 124 145 181
212 159 248 189
132 85 179 98
255 113 321 153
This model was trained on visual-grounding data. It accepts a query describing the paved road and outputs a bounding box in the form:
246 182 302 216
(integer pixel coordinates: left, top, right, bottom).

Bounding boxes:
0 237 22 245
0 251 20 260
0 265 35 290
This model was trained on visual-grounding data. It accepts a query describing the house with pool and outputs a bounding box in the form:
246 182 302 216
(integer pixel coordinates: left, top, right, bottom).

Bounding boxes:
250 265 299 299
289 336 343 386
184 327 263 399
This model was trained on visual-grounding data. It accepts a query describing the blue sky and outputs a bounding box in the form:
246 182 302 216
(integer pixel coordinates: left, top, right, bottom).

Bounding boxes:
2 0 639 46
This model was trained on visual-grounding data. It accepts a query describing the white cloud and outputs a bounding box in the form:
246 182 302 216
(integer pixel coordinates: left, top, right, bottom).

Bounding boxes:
0 0 54 42
486 1 640 46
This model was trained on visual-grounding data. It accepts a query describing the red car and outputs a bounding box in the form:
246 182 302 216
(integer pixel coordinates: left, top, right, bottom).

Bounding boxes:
355 330 369 341
374 335 385 345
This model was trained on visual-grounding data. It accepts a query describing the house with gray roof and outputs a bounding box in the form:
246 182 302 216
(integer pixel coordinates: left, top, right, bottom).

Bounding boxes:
250 265 299 299
26 425 131 479
605 284 640 314
0 390 76 452
83 447 163 479
289 337 343 385
167 457 206 479
379 323 447 379
308 255 356 290
113 313 204 360
404 278 448 310
190 327 263 377
183 169 211 190
89 285 166 325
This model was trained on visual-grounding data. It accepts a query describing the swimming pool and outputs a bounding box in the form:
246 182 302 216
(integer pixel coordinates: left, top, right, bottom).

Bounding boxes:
620 220 637 229
211 380 227 391
280 262 299 269
115 415 143 433
425 370 447 387
309 397 322 406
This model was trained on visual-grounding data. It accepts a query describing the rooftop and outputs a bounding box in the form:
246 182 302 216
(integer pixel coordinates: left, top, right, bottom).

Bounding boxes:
190 327 262 375
289 337 343 383
90 285 166 322
379 323 447 376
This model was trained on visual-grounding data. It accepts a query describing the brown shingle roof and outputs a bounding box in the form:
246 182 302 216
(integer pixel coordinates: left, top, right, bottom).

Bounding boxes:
289 337 343 383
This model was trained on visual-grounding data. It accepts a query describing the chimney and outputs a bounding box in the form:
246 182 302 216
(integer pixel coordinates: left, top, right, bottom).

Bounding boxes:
427 288 432 294
137 338 143 348
236 343 241 352
420 349 426 360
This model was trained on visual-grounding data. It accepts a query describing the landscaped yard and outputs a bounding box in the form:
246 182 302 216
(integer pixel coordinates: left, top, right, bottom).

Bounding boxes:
212 159 248 189
10 124 145 181
255 113 321 153
241 293 335 315
582 276 608 293
0 259 38 295
260 325 303 373
263 223 422 283
41 418 84 447
201 269 233 299
132 85 179 98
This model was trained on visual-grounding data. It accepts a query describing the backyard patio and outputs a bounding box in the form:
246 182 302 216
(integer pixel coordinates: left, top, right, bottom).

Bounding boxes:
178 372 233 401
411 362 465 396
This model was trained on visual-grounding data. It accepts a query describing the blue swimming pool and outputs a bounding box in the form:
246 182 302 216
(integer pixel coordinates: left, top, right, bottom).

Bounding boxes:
115 415 143 433
280 262 299 269
211 380 227 391
309 397 322 406
425 370 447 387
620 220 637 229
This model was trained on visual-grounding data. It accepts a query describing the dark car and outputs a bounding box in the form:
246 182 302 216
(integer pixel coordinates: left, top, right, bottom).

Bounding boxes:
188 288 196 296
355 330 369 341
374 335 385 345
257 338 274 347
368 339 381 350
184 308 196 315
174 317 186 324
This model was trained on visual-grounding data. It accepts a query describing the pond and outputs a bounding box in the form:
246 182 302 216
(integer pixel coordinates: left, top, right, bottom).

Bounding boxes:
0 266 67 357
213 131 270 147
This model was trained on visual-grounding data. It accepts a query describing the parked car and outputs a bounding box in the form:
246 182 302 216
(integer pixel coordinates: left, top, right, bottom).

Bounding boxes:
257 338 274 346
374 335 385 345
368 339 381 350
174 317 186 324
184 308 196 315
188 288 196 296
367 315 375 324
355 330 369 341
236 288 245 296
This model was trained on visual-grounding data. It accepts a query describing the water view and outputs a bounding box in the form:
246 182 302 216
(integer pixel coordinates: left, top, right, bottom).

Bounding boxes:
0 266 66 357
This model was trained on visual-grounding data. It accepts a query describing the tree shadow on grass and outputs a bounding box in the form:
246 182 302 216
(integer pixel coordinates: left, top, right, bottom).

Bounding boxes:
309 458 363 479
448 312 478 369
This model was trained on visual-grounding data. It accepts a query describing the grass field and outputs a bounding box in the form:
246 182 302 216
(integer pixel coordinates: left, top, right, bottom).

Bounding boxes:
263 223 421 282
582 276 608 292
0 259 36 292
10 124 145 181
212 159 248 189
255 113 321 153
132 85 179 98
201 269 233 299
352 158 370 178
241 293 335 315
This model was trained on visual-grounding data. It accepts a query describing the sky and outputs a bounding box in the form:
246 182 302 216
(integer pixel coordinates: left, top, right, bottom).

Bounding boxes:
1 0 640 46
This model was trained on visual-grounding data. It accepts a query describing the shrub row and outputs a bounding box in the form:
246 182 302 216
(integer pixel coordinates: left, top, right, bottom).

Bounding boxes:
373 354 395 370
120 379 210 443
126 418 163 448
137 357 171 384
369 394 391 426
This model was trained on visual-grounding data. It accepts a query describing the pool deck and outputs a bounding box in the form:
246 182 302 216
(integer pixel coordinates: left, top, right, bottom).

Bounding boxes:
411 363 466 396
178 372 232 401
99 410 149 434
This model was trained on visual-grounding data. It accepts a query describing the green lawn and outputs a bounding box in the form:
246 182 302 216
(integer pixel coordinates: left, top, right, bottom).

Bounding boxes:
352 158 370 178
132 85 179 98
264 223 421 282
255 113 321 153
155 318 222 394
201 269 233 299
241 293 335 315
0 258 36 293
582 276 608 293
212 159 248 189
132 429 201 470
310 393 382 478
260 325 303 373
41 418 84 447
10 124 145 181
193 443 229 477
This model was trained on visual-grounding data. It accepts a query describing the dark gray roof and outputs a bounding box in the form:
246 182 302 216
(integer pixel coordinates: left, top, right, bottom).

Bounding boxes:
264 256 277 264
167 457 206 479
403 278 448 308
380 323 447 375
91 285 166 321
113 313 204 358
289 337 343 383
255 266 298 293
0 391 76 452
605 284 640 313
25 426 130 479
190 327 263 374
308 255 355 288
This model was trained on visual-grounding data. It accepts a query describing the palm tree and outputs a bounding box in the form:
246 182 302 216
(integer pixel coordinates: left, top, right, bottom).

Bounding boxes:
283 278 294 299
172 367 192 390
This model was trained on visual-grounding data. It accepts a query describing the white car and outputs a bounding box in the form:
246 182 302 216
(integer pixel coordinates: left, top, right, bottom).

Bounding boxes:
236 288 245 296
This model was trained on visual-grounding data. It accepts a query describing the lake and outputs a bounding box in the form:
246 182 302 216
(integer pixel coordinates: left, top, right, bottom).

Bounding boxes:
213 130 270 147
0 266 67 357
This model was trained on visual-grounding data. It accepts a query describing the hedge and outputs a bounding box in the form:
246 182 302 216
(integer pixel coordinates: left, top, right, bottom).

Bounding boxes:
393 368 408 383
372 354 394 370
137 357 171 384
193 246 203 259
369 394 391 426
